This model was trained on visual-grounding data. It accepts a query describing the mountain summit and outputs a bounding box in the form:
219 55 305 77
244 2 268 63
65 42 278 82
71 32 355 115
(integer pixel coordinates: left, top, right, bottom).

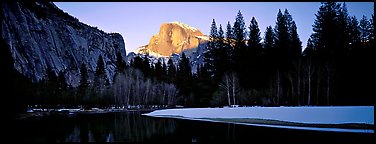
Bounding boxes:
136 22 209 57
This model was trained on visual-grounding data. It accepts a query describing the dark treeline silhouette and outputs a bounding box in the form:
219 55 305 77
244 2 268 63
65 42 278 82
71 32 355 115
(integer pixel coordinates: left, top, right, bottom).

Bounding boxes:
197 2 374 106
5 2 374 114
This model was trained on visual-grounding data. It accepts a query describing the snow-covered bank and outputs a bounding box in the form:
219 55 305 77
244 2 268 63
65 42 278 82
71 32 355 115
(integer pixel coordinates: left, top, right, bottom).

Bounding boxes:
143 106 374 133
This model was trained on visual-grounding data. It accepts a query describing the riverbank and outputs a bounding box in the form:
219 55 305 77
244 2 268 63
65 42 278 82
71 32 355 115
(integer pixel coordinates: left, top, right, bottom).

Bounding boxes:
143 106 374 133
16 107 156 120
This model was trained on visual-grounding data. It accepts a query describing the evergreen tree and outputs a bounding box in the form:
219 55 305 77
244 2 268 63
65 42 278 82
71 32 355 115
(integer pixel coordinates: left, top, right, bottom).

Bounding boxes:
369 14 375 44
176 53 193 106
263 26 275 51
263 26 275 81
274 9 289 66
226 21 234 44
178 53 192 78
161 59 168 81
167 58 176 83
348 16 361 50
359 15 370 44
290 21 302 58
95 55 106 78
78 63 89 105
131 56 143 70
214 24 228 82
204 19 218 77
142 55 151 78
233 10 246 48
45 65 58 105
337 2 350 56
115 51 126 73
232 10 247 88
303 38 315 105
273 9 290 104
225 21 235 69
57 70 68 105
154 59 163 81
94 55 108 104
312 2 341 59
246 17 263 88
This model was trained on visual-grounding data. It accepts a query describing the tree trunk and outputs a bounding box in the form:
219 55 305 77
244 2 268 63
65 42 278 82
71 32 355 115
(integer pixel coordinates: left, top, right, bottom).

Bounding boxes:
277 70 280 105
327 72 330 106
227 76 231 106
232 74 236 106
316 72 320 105
308 69 311 105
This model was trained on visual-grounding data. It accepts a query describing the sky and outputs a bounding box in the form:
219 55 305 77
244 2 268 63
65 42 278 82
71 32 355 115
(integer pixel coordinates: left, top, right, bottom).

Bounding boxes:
54 2 374 54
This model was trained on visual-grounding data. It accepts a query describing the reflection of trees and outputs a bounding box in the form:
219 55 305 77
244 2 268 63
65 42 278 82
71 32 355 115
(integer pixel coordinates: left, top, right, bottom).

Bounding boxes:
64 112 177 142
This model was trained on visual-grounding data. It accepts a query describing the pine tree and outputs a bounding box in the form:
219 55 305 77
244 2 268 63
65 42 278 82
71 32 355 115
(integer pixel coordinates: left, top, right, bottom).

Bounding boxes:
263 26 275 78
167 58 176 83
233 10 246 48
57 70 67 105
94 55 108 102
214 24 228 82
131 56 143 70
359 15 370 44
115 51 126 73
303 38 315 105
154 59 163 81
225 21 235 69
78 63 89 105
263 26 275 51
312 2 341 60
369 14 375 44
348 16 361 50
246 17 263 88
142 55 151 78
226 21 234 45
290 21 302 58
95 55 106 78
232 10 246 88
204 19 218 77
176 53 193 105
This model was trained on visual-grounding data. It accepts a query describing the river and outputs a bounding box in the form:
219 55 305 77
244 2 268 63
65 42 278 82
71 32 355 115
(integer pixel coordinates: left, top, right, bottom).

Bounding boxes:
12 111 373 143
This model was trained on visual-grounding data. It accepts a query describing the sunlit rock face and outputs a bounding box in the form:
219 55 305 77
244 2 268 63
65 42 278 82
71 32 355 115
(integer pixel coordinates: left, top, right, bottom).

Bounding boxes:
1 1 126 87
138 22 208 57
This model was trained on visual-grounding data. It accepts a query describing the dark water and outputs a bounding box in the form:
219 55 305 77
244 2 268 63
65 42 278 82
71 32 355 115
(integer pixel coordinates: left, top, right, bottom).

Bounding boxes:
12 112 374 143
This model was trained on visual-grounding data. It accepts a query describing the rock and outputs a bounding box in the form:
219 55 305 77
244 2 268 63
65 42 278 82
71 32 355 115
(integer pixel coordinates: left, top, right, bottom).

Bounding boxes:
137 21 208 57
1 1 127 87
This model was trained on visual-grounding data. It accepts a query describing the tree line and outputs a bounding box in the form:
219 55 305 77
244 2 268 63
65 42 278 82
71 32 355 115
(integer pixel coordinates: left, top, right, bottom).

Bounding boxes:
198 2 374 106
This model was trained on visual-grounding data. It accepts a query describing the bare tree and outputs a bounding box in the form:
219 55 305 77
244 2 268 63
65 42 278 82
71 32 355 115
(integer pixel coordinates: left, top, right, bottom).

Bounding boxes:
230 72 240 106
166 83 177 106
219 73 232 106
219 72 240 106
304 57 314 105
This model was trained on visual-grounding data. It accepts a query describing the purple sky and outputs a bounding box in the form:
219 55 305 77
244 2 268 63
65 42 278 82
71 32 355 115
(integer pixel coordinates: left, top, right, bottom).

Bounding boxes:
54 2 374 54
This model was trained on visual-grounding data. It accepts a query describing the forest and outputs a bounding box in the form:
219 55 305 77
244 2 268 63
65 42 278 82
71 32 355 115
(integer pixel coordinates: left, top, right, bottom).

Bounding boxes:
3 2 374 116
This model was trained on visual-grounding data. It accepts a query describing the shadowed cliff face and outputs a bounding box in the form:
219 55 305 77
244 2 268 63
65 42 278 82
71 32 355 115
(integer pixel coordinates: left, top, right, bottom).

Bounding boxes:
141 22 208 56
1 1 126 87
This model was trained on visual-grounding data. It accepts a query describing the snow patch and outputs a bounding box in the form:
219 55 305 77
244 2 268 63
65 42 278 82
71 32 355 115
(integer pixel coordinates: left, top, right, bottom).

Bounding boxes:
145 106 374 125
170 21 199 32
144 106 374 133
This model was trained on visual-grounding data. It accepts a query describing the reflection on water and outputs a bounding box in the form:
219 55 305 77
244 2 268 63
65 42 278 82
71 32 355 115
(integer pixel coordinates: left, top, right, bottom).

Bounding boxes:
13 111 374 143
13 111 177 142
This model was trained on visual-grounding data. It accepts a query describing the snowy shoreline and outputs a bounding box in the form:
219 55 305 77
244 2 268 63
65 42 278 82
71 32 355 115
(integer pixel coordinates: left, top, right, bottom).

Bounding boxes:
143 106 374 133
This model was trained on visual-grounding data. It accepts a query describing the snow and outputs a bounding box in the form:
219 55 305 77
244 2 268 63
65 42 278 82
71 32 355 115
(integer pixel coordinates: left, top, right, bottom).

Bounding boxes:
165 116 374 133
170 21 199 32
144 106 374 133
195 35 210 41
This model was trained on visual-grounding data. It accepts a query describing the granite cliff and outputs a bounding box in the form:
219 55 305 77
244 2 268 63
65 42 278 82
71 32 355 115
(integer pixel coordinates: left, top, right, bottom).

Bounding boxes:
1 1 127 87
136 22 209 57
